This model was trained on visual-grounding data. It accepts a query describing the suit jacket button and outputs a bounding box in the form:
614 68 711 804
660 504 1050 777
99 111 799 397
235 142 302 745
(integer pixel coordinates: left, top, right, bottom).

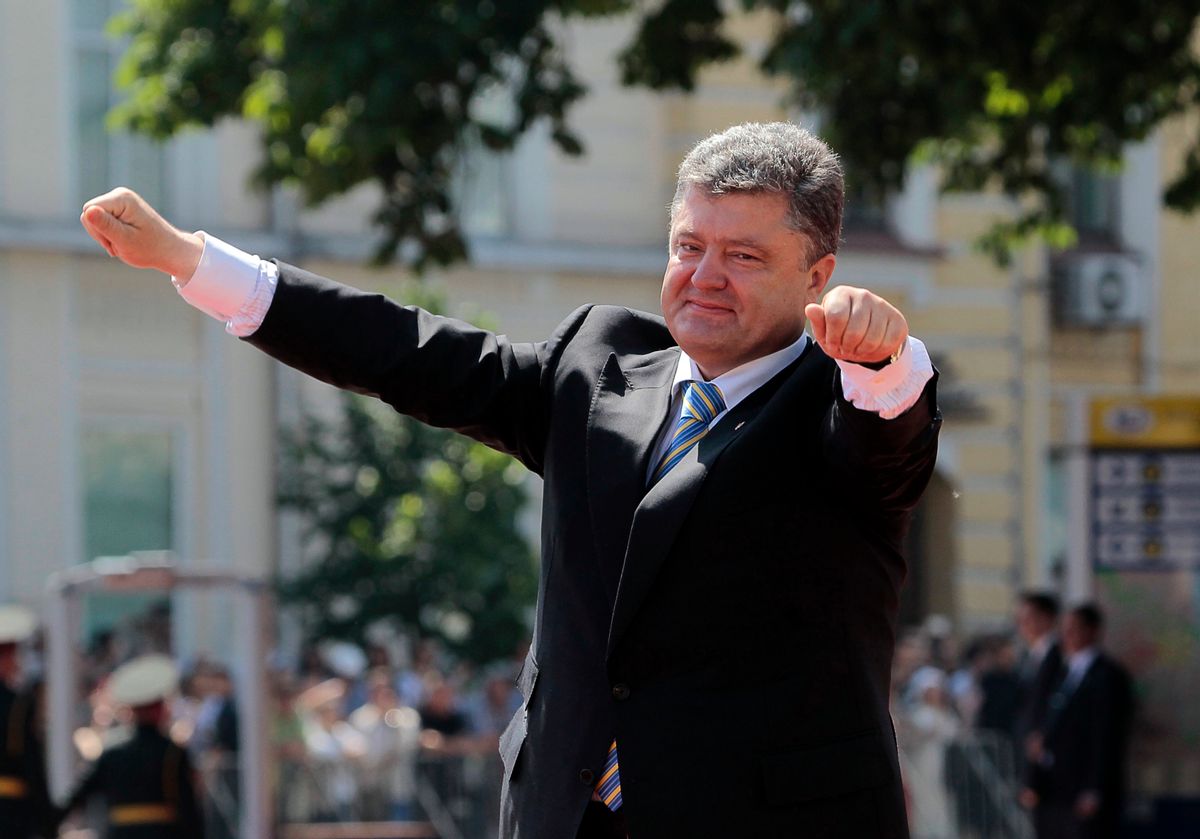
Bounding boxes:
612 683 631 701
579 769 595 784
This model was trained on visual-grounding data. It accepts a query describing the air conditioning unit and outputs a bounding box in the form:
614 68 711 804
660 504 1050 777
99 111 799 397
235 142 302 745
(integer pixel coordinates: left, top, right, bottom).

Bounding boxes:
1053 253 1143 326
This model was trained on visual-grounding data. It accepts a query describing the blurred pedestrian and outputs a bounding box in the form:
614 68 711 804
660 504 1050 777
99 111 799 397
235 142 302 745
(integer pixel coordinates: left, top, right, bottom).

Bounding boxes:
1014 591 1062 762
977 635 1022 737
206 667 240 839
349 670 421 821
468 670 523 739
905 666 959 839
298 678 366 822
269 673 311 822
0 606 53 838
1021 603 1134 839
947 636 990 726
420 678 469 739
56 655 205 839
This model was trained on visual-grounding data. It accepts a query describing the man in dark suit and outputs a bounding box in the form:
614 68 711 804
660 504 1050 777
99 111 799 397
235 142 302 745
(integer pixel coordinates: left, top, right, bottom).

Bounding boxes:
1021 604 1134 839
1014 592 1063 767
80 122 941 838
55 655 205 839
0 607 53 839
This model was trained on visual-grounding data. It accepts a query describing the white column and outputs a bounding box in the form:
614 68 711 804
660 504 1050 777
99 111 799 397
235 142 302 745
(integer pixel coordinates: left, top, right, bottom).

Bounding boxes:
45 578 78 798
235 582 272 839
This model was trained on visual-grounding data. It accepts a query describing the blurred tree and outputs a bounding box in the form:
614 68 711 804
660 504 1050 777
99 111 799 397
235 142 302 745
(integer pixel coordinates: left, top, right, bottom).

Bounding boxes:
109 0 629 269
110 0 1199 266
276 288 538 665
620 0 1200 263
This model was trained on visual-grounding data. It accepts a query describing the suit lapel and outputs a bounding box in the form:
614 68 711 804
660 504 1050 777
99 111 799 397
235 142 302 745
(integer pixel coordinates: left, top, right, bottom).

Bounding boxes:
604 403 752 658
585 350 678 605
1046 655 1101 733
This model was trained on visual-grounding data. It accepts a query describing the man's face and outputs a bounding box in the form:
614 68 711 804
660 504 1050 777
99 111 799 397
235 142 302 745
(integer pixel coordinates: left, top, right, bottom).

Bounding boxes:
661 187 834 379
1062 613 1098 656
1016 602 1051 645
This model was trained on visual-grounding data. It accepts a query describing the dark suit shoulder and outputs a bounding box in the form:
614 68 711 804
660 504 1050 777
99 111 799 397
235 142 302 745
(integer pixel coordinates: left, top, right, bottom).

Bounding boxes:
567 305 670 350
1091 654 1134 695
549 305 675 385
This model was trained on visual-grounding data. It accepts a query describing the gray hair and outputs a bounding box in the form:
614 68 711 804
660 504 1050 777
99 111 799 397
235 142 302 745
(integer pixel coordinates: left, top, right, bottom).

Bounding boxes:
671 122 844 263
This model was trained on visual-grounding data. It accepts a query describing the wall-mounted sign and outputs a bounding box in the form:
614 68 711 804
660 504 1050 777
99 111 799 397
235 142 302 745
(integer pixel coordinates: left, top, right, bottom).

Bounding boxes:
1090 397 1200 572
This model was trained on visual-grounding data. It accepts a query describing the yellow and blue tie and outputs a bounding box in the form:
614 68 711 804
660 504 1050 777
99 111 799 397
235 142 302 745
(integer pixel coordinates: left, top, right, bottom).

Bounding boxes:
650 380 727 483
598 379 726 811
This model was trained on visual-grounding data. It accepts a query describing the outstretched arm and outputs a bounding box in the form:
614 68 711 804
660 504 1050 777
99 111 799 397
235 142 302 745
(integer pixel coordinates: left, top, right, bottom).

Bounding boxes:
78 188 571 473
808 286 941 516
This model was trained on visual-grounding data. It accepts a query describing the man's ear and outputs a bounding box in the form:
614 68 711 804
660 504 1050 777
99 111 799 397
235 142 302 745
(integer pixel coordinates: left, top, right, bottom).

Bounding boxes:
805 254 837 304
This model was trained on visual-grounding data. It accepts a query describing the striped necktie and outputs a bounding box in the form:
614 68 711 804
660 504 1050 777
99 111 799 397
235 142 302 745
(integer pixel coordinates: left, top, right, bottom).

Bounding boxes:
650 380 727 483
597 379 726 812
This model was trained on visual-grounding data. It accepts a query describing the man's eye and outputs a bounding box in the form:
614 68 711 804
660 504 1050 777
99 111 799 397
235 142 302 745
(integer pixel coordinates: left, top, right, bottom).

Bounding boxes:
731 252 759 262
678 243 700 253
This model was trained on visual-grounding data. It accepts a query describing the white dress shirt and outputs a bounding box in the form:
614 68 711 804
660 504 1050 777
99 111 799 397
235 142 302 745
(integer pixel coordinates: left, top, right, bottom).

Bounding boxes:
1062 646 1099 696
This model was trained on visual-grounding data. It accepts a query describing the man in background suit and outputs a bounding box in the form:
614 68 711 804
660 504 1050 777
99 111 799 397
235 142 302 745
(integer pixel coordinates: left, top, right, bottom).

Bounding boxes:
1014 592 1063 764
79 122 941 838
1022 604 1134 839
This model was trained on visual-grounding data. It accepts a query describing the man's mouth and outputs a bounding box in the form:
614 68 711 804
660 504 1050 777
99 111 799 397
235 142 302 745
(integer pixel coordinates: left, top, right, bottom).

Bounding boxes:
685 299 733 313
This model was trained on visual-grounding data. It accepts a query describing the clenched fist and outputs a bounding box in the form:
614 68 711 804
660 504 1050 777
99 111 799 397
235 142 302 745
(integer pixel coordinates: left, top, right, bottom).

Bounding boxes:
805 285 908 365
80 188 204 282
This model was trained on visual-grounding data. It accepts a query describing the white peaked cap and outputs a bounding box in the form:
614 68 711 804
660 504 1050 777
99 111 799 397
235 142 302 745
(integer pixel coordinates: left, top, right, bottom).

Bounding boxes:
320 640 368 679
0 605 36 645
109 655 179 707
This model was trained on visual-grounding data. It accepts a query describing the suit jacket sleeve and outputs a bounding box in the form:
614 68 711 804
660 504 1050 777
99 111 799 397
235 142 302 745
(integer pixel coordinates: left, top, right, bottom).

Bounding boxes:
1087 660 1134 796
245 262 591 476
822 371 942 520
1026 646 1063 738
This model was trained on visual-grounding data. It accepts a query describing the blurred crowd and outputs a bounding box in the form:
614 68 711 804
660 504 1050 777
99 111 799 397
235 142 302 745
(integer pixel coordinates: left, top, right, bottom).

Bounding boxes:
892 593 1134 839
266 636 523 832
2 592 1135 839
44 605 524 838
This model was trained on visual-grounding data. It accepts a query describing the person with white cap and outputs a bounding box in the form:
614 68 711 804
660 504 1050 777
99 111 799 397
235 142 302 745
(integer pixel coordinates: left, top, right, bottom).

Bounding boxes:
55 654 205 839
0 605 53 838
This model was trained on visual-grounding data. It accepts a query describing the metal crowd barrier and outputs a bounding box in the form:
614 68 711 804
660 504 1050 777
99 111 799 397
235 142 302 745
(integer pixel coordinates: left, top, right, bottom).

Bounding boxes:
201 750 506 839
900 728 1035 839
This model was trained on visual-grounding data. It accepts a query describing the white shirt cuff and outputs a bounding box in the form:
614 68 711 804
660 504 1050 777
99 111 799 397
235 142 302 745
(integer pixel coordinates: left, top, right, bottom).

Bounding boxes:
172 232 277 337
173 231 261 318
836 336 934 420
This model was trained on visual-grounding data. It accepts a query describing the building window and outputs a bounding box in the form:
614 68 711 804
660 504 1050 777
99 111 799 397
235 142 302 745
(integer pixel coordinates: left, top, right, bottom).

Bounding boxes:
1052 160 1120 242
1068 167 1119 238
80 425 175 637
842 179 888 232
71 0 169 209
453 130 511 239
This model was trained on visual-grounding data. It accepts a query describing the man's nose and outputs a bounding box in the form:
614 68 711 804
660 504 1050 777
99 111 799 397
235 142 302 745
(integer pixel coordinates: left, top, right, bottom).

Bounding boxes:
691 252 726 288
